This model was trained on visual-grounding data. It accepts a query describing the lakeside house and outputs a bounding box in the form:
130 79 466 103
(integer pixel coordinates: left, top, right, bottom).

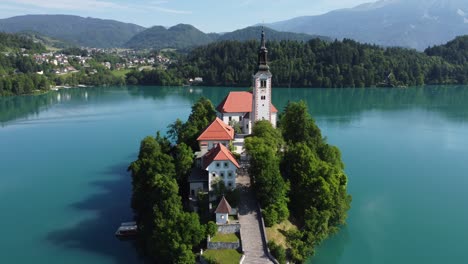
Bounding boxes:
202 143 240 191
189 142 240 201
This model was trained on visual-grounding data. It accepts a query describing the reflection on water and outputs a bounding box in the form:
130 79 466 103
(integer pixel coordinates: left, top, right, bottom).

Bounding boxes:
273 85 468 124
2 85 468 127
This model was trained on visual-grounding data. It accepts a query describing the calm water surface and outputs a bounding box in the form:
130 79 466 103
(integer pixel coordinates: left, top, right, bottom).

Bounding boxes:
1 86 468 264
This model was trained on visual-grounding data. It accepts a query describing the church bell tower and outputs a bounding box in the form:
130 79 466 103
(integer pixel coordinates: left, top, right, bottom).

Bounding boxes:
252 29 273 125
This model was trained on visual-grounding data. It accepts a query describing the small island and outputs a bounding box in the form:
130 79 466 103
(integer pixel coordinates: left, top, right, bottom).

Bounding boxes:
127 30 351 264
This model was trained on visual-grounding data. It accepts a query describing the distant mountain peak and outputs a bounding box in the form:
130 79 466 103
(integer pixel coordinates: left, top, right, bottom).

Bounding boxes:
351 0 399 11
267 0 468 50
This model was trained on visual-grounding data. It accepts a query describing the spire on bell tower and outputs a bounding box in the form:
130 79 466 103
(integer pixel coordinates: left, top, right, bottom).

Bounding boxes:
257 27 269 72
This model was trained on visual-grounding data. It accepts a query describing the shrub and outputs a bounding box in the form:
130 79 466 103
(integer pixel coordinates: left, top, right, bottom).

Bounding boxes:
263 205 278 227
268 241 287 264
206 221 218 237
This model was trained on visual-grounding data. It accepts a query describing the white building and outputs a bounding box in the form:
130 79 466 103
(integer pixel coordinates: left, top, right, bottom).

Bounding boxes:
203 143 240 191
188 143 240 202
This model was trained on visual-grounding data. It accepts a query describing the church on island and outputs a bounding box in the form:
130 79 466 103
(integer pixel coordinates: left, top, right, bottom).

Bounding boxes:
189 30 278 214
217 30 278 135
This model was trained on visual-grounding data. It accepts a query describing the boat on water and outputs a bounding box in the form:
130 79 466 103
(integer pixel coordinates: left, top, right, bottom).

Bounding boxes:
115 221 138 238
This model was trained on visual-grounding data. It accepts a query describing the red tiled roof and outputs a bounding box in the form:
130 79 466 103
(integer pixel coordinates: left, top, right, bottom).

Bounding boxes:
197 117 235 141
215 196 232 214
217 91 252 113
202 143 240 169
216 91 278 114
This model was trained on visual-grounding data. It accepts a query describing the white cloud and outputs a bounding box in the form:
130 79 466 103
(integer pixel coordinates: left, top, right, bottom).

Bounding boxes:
146 5 192 14
149 1 169 4
4 0 123 11
3 0 191 14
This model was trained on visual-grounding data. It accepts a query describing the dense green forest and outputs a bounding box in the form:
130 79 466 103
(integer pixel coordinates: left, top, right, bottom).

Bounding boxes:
4 32 468 96
169 37 468 88
124 24 215 51
245 102 351 263
0 32 46 53
128 98 218 263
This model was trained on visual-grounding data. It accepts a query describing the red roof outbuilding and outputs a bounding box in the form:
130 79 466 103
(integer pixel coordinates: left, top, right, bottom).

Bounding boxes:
215 196 232 214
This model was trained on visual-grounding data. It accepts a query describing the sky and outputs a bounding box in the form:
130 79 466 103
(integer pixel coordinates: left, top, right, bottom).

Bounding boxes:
0 0 374 32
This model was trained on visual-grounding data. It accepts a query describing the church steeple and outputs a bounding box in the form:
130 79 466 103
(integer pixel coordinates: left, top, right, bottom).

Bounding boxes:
257 28 269 72
252 28 274 128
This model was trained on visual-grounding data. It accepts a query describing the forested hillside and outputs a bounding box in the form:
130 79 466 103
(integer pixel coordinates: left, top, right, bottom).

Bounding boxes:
0 32 46 53
0 34 50 95
217 26 329 42
124 24 216 50
0 15 145 48
425 36 468 65
167 37 468 88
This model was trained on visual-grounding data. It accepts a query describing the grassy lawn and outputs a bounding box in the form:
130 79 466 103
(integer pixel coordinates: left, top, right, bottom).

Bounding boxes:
203 249 242 264
266 219 298 248
211 233 239 243
111 69 131 78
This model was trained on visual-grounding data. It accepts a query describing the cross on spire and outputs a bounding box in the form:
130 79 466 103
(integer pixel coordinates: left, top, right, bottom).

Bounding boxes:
257 27 269 72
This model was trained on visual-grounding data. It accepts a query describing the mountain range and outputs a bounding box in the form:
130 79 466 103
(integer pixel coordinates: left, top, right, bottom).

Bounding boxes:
2 0 468 51
124 25 330 50
268 0 468 50
0 15 326 50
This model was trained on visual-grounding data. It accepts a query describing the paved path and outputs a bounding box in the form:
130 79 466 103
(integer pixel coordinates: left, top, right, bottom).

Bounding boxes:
237 175 272 264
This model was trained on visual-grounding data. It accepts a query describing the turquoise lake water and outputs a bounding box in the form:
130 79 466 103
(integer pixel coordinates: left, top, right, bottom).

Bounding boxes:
1 86 468 263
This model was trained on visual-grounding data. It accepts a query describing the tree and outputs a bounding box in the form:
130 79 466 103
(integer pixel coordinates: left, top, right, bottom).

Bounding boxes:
245 123 289 226
251 120 284 151
177 97 217 150
128 135 204 263
206 221 218 237
174 142 194 182
280 101 322 149
168 118 184 142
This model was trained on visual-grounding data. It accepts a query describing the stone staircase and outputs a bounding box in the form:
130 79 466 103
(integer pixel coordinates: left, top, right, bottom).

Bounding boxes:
237 175 272 264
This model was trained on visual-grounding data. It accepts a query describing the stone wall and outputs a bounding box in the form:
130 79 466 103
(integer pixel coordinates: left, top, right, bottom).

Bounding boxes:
207 241 240 250
217 223 241 234
257 203 280 264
